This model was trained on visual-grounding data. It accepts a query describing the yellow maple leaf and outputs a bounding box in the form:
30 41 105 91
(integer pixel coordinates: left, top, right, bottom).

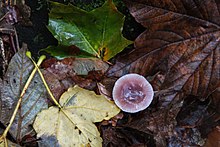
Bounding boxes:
33 86 120 147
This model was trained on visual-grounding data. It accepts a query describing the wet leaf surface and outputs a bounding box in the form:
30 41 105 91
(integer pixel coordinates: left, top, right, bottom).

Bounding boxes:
204 126 220 147
106 0 220 145
42 57 108 101
0 0 219 146
108 0 219 99
0 46 48 141
0 4 19 78
46 0 132 60
101 126 155 147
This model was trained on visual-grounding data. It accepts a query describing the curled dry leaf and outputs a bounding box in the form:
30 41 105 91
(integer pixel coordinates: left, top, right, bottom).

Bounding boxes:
98 77 117 101
0 46 48 141
33 86 120 147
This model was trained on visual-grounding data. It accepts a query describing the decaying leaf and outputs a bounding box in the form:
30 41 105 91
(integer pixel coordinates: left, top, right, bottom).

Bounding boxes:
42 57 108 100
101 126 155 147
42 57 109 75
107 0 220 145
0 137 20 147
204 126 220 147
45 0 133 60
34 86 120 147
0 46 48 141
37 135 60 147
109 0 219 100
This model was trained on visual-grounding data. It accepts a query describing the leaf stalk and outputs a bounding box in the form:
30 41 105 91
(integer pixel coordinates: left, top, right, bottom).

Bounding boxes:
0 52 46 146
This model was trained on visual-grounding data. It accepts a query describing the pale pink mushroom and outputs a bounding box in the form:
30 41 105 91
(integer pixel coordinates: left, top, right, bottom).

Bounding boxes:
112 74 154 113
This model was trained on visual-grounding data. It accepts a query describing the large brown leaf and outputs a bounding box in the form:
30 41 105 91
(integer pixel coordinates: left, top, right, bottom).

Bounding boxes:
107 0 220 145
108 0 220 100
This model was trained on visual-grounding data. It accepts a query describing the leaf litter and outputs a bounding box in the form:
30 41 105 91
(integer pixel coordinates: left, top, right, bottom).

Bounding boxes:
41 57 108 101
0 44 48 143
105 0 220 146
0 0 219 146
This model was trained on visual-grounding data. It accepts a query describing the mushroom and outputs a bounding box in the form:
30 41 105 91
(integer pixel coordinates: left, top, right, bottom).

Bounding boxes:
112 73 154 113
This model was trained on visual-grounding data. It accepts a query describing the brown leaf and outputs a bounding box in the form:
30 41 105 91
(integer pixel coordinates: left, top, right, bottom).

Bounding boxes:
124 106 180 146
98 77 117 101
101 126 154 147
107 0 220 145
108 0 220 100
43 58 109 101
204 126 220 147
168 127 205 146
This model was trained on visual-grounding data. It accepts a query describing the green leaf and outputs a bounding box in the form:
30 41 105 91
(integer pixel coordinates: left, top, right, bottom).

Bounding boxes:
42 45 95 59
47 0 133 60
34 86 120 147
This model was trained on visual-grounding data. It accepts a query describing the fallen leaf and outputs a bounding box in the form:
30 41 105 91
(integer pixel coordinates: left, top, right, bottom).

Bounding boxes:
33 86 120 147
124 107 180 146
107 1 220 145
176 96 210 127
45 0 133 60
70 58 109 75
168 127 205 146
0 45 48 141
204 126 220 147
109 0 219 100
42 57 109 100
42 57 109 75
36 135 60 147
0 5 18 78
43 45 94 59
97 77 117 101
101 126 154 147
0 137 20 147
108 0 220 130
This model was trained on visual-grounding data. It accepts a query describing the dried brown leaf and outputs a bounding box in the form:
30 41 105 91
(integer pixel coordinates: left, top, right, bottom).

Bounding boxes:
204 126 220 147
43 58 109 101
107 0 220 145
108 0 220 100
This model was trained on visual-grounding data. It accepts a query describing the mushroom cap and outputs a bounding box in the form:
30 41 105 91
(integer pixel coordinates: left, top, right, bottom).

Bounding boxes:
112 73 154 113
